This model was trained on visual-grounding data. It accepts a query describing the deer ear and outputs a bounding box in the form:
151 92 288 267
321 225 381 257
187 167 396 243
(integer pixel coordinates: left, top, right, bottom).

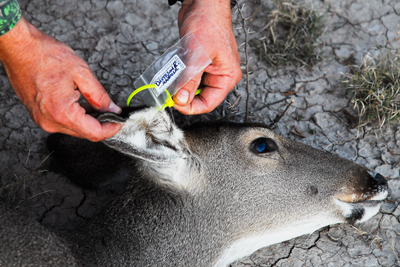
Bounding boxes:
100 108 201 191
99 107 187 164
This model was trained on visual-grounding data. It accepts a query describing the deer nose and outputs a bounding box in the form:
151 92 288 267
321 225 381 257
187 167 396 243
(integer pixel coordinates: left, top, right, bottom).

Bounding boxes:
372 173 387 186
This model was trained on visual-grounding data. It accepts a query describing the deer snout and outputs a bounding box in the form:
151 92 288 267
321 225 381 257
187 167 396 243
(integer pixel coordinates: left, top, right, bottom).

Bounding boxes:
334 171 388 225
367 172 388 200
335 170 388 203
371 173 387 186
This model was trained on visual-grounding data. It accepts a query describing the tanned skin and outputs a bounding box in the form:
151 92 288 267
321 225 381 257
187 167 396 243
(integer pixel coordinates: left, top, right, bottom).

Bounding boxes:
0 0 241 141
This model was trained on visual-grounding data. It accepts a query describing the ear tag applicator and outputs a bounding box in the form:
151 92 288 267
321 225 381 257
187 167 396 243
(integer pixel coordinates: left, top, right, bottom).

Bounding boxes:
127 85 202 110
127 32 211 110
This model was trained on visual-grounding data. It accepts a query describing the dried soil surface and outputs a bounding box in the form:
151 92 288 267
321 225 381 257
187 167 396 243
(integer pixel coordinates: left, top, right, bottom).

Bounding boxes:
1 0 400 266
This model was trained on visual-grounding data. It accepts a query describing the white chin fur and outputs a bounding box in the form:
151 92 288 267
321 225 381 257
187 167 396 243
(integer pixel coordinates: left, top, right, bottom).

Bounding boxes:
359 204 381 223
214 214 342 267
334 199 382 224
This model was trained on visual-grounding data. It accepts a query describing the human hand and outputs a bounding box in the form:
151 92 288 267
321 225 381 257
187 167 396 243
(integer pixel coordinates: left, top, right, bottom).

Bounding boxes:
0 18 122 142
173 0 242 114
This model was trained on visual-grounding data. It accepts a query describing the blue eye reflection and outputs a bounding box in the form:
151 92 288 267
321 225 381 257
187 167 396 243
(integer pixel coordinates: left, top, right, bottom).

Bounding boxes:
251 138 278 154
255 142 266 152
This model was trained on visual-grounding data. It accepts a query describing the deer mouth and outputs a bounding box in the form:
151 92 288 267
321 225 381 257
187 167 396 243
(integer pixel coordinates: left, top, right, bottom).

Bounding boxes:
334 188 388 225
333 171 389 224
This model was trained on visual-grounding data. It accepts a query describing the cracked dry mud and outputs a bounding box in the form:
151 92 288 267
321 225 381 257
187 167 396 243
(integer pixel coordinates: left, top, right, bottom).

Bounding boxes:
0 0 400 266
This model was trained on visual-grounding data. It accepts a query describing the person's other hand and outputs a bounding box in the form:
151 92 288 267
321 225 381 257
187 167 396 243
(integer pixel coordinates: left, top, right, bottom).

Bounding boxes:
173 0 242 114
0 18 122 142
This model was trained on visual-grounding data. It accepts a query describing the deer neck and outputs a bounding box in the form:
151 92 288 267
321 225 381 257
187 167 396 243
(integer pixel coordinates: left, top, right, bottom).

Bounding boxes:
68 177 229 266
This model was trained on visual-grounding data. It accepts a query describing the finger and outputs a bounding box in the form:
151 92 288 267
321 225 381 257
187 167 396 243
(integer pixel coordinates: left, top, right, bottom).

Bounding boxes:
73 66 121 114
52 120 123 142
41 101 122 141
174 85 227 115
36 84 122 141
173 71 203 106
65 103 123 141
174 71 237 115
201 67 242 89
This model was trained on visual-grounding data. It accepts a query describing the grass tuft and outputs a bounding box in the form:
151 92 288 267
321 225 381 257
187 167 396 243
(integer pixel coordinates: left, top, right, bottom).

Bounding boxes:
250 0 324 67
342 51 400 127
0 154 51 204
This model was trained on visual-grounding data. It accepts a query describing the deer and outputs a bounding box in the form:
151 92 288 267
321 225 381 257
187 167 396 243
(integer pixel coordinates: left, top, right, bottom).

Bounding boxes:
0 107 388 267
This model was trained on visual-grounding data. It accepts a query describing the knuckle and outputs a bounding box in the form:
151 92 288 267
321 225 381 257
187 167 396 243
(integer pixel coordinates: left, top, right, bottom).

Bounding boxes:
183 79 199 92
74 65 92 79
205 102 216 112
234 68 242 82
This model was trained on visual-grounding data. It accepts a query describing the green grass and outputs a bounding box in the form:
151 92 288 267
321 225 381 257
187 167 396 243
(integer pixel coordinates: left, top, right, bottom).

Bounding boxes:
250 0 324 67
342 50 400 126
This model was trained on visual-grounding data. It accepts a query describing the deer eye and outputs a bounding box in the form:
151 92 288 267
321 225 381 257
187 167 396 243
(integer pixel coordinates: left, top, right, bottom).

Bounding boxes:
251 138 278 154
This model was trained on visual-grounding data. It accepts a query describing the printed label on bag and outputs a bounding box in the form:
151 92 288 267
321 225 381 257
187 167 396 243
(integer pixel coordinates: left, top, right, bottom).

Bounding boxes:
150 55 186 97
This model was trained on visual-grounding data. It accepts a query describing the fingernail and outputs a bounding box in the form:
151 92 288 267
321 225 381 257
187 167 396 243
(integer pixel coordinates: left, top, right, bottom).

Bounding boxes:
176 90 189 104
108 101 122 114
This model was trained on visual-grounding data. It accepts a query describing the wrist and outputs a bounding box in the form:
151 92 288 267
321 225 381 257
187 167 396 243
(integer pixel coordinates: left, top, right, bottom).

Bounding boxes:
178 0 233 35
179 0 232 24
184 0 232 11
171 0 236 9
0 17 37 63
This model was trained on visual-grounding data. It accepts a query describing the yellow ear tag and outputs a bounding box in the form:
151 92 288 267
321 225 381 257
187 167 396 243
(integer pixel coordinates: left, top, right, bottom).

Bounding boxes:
126 84 157 107
127 85 202 110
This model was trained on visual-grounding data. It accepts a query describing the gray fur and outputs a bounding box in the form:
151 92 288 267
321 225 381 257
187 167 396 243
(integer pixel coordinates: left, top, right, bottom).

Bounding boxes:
0 108 387 266
0 204 78 267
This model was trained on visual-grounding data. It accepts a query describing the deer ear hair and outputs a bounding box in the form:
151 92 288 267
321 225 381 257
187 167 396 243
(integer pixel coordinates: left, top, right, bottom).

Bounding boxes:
97 113 127 123
100 107 187 164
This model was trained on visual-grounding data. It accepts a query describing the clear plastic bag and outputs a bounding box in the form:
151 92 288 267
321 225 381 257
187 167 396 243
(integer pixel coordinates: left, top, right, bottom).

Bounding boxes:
133 32 211 109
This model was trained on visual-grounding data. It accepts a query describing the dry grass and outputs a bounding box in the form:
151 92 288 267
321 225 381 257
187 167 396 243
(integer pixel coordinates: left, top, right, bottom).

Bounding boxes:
342 51 400 127
0 153 51 204
250 0 324 67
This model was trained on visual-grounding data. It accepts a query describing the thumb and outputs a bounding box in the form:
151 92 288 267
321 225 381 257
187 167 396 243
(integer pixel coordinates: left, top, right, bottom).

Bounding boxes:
173 71 203 106
74 69 122 114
